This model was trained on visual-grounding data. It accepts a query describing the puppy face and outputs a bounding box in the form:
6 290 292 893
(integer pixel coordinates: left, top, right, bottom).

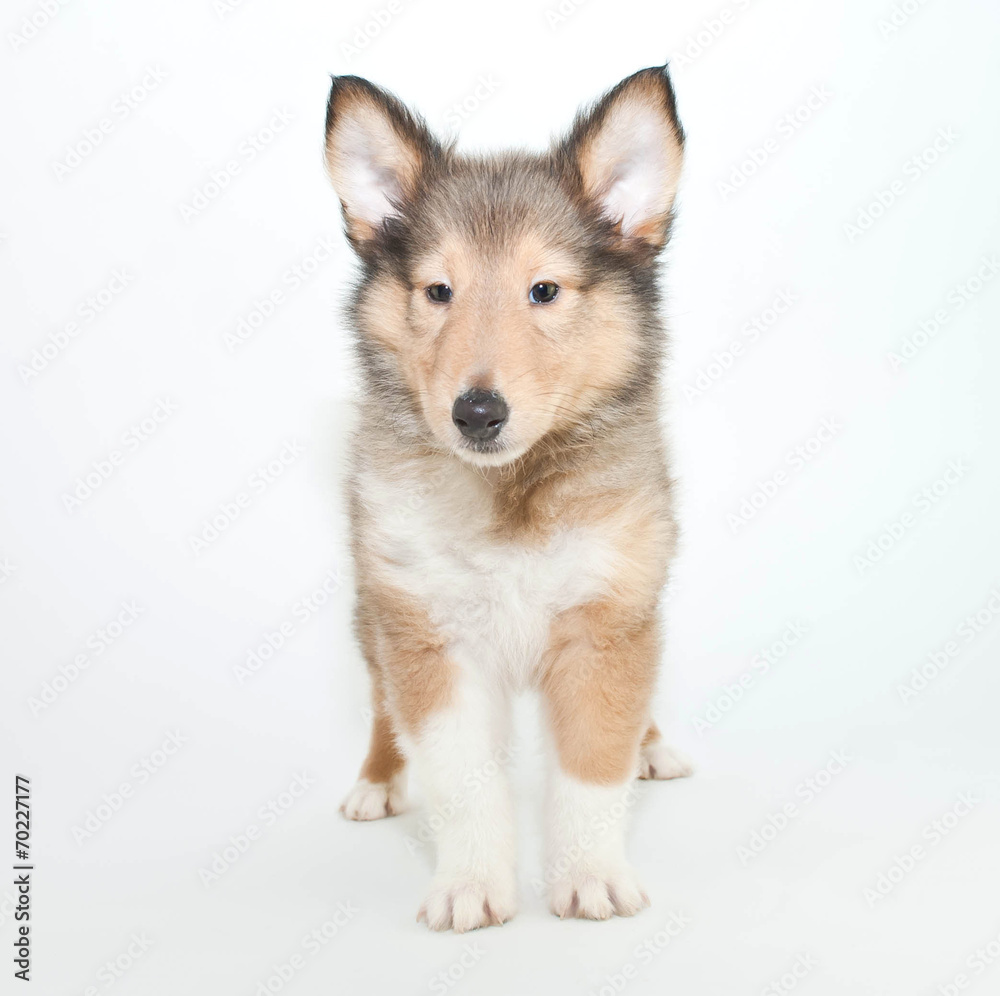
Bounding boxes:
325 68 684 467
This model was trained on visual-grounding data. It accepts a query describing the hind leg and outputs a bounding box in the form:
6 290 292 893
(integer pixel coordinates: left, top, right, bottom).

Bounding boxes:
638 721 693 781
341 595 407 821
341 681 407 820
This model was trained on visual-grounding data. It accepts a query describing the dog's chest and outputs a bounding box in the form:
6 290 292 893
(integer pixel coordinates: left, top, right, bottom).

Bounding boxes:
361 464 616 684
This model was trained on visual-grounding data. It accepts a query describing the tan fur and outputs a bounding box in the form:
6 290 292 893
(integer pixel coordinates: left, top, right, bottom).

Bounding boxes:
353 603 407 784
641 721 663 748
354 564 456 738
541 600 658 783
358 686 406 785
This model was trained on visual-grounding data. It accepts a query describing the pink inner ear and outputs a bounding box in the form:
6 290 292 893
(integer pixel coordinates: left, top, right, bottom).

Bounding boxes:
326 92 429 239
587 110 680 239
570 73 684 245
330 117 405 231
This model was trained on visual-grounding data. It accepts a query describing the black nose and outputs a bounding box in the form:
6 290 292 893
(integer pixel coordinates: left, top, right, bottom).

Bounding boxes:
452 388 509 441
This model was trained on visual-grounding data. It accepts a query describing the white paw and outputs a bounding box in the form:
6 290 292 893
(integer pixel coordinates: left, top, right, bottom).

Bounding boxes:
550 863 649 920
340 776 406 821
638 741 693 780
417 871 517 932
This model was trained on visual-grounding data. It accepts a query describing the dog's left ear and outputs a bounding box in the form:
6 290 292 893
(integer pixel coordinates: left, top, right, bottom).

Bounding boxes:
559 65 685 248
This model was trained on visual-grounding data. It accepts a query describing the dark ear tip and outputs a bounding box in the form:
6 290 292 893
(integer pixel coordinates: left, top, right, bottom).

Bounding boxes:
326 74 389 108
615 64 680 107
325 75 382 135
326 74 373 101
644 62 684 145
640 62 678 94
629 63 673 81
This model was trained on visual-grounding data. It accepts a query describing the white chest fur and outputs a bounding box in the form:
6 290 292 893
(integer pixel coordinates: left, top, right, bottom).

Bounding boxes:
359 459 616 688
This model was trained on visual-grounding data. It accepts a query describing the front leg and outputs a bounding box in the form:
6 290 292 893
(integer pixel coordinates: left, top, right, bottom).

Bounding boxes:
412 669 517 932
541 599 657 920
377 587 517 932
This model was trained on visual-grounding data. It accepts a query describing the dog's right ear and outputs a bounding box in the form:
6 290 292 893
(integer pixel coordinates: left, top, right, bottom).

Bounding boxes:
324 76 439 245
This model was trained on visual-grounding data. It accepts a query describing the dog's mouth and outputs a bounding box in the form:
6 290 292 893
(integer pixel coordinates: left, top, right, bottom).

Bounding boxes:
451 433 528 468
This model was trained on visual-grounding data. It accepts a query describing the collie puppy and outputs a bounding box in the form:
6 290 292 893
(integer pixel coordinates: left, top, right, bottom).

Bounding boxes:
325 65 691 931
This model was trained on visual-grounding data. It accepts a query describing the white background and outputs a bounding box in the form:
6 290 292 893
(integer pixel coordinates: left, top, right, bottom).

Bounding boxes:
3 0 1000 993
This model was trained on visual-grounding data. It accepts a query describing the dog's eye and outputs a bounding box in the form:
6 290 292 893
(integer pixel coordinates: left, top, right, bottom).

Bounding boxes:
426 283 453 303
529 281 559 304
